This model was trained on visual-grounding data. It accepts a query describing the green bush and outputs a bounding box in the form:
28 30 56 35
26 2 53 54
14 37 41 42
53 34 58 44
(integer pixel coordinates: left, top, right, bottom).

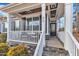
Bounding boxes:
0 43 9 55
0 33 7 42
0 33 7 43
6 44 29 56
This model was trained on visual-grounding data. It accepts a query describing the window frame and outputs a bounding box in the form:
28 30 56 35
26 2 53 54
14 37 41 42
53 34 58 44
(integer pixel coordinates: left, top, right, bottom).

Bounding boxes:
14 20 20 31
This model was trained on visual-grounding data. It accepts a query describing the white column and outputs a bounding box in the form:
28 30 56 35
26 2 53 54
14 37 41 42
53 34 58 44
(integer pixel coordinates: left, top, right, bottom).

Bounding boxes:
64 3 73 50
41 3 46 47
7 13 11 42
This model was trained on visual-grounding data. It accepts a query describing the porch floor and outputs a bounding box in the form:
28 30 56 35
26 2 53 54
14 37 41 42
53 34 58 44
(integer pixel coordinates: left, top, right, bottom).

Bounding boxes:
43 36 69 56
46 36 64 49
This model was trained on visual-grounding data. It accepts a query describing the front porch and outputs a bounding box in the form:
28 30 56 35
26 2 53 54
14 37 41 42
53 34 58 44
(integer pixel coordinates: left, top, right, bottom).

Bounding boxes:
0 3 79 56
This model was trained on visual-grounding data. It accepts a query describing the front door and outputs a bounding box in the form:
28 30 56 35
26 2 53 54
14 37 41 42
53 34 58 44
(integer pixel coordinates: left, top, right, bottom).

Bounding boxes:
50 23 56 36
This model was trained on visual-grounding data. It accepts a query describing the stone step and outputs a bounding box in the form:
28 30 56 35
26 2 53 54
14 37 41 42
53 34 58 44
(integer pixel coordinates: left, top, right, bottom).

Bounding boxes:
43 46 69 56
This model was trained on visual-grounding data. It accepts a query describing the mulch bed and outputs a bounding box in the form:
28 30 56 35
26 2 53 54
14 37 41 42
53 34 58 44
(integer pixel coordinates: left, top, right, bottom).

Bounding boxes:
9 43 37 56
0 43 37 56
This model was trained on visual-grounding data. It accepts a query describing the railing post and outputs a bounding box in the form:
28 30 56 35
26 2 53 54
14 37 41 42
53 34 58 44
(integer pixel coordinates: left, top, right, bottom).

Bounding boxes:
75 45 77 56
41 3 46 47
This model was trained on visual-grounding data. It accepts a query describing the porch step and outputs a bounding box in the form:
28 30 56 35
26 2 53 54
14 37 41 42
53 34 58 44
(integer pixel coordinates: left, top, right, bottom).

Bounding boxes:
42 46 69 56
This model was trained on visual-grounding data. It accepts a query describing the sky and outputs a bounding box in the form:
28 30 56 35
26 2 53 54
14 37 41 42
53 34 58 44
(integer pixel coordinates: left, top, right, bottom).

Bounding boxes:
0 3 9 16
0 3 9 7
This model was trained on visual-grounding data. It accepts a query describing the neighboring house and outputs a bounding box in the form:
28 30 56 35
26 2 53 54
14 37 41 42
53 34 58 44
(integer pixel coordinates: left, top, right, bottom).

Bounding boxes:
0 3 79 56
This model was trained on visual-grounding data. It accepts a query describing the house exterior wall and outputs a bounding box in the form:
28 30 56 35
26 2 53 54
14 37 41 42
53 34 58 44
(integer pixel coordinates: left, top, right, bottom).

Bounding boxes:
0 25 1 32
57 31 65 43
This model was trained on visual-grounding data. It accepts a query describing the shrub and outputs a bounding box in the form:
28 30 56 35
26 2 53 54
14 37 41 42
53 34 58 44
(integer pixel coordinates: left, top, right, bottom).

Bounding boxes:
0 43 9 55
0 33 7 43
6 44 29 56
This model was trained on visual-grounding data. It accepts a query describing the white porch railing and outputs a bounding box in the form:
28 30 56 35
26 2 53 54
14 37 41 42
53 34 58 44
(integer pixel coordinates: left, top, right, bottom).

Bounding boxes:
9 31 42 44
34 32 45 56
67 31 79 56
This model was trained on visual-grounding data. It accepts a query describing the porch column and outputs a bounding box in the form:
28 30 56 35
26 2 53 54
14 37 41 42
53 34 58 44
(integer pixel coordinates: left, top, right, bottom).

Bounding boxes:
64 3 73 50
41 3 46 47
7 13 11 42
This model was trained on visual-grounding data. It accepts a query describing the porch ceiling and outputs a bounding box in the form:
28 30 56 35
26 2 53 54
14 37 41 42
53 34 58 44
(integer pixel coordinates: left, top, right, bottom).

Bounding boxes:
0 3 64 20
0 3 40 13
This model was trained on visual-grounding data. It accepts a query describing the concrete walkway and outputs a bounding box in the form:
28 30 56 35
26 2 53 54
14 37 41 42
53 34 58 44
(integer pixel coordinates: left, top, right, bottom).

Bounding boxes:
46 36 64 49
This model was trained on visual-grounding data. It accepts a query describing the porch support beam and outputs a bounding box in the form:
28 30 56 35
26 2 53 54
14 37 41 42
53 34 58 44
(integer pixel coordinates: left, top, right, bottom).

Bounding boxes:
7 13 11 42
41 3 46 47
64 3 73 50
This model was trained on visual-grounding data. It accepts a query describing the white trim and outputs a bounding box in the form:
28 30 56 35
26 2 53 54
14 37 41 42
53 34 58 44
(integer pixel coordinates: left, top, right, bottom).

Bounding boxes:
1 3 23 11
67 31 79 49
67 31 79 56
34 32 44 56
23 12 41 18
10 30 42 33
9 4 40 13
41 3 46 47
8 40 37 45
7 13 10 42
64 4 73 50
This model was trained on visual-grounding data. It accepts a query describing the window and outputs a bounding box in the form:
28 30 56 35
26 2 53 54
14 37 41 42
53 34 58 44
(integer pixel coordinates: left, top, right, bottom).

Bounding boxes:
58 17 64 31
14 20 20 31
73 3 79 32
26 16 40 31
27 18 32 31
33 17 40 31
3 22 7 32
